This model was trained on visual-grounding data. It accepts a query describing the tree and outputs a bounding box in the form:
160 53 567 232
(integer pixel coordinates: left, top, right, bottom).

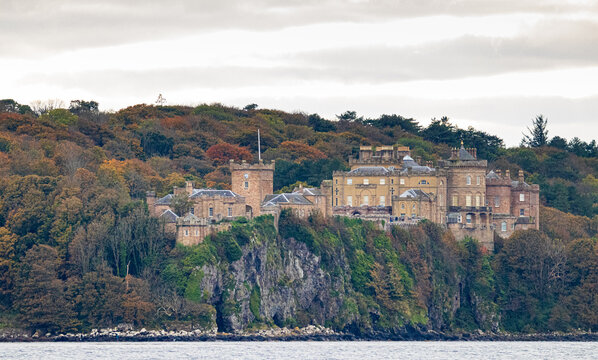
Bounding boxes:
522 115 549 148
171 193 192 216
336 110 363 123
0 99 34 115
13 245 78 333
243 103 258 111
69 100 99 116
30 99 65 116
206 143 253 165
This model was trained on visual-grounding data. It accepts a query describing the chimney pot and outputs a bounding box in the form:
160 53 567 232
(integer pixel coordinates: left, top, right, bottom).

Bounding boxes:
518 170 524 182
505 170 510 179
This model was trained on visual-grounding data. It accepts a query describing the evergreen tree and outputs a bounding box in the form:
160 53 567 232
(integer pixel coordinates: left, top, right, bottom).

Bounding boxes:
522 115 549 147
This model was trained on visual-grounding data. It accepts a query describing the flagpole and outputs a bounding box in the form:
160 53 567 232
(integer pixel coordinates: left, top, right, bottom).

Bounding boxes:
258 129 261 162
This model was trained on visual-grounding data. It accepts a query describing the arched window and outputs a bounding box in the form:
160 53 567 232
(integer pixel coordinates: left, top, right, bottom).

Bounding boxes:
501 222 507 232
466 176 472 185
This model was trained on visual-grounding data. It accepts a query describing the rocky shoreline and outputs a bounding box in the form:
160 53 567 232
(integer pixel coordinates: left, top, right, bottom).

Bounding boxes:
1 325 596 342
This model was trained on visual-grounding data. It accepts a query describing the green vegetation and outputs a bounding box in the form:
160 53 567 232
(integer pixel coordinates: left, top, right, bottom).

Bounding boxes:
0 99 596 335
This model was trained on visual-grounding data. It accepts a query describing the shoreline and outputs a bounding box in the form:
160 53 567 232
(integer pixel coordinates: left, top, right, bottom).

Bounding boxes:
1 325 596 342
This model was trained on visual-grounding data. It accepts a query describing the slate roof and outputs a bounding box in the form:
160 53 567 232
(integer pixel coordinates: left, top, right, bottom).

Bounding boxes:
486 170 500 180
347 166 391 176
159 209 179 223
400 155 434 173
398 189 431 200
155 194 173 205
457 145 476 161
262 193 313 206
293 187 322 196
189 189 241 198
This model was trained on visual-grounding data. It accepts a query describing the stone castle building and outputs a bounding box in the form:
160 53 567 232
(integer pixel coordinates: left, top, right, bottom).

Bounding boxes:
147 143 539 250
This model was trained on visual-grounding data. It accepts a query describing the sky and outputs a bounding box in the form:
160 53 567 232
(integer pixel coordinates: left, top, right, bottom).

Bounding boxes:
1 0 598 146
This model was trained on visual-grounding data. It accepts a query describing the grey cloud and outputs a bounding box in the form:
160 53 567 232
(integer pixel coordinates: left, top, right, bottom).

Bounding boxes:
2 0 597 56
287 19 598 82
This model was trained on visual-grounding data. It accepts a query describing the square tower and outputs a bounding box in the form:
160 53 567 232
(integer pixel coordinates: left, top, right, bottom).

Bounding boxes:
230 159 275 217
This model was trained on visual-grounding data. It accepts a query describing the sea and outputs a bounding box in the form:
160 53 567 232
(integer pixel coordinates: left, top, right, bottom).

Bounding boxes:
1 341 597 360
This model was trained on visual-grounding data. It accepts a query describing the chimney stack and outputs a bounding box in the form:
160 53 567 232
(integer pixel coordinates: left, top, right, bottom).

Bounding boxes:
518 170 524 183
185 181 193 195
496 169 502 178
416 156 422 164
505 169 510 179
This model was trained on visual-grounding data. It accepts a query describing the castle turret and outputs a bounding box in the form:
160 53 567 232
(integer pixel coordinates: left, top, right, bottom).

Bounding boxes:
230 159 275 217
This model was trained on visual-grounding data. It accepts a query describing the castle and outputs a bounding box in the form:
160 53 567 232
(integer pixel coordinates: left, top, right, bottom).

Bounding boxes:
147 143 539 251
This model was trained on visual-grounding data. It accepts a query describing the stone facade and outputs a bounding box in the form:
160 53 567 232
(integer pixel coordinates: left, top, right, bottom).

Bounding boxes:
147 141 539 251
230 160 275 217
330 143 540 251
147 181 247 246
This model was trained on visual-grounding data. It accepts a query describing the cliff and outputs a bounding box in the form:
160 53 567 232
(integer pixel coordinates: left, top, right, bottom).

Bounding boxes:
170 212 500 336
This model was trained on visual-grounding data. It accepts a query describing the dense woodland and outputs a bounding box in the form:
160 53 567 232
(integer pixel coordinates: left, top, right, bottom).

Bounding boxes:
0 99 596 335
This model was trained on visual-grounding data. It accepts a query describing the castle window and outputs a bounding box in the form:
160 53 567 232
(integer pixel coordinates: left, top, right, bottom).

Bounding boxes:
391 179 394 184
380 196 385 206
362 196 369 206
400 178 405 185
190 207 194 215
380 178 385 185
335 179 338 184
466 195 472 207
209 207 213 217
520 208 525 216
419 180 428 185
228 207 232 217
347 196 353 206
184 230 189 236
347 178 352 185
363 178 369 185
476 176 481 185
335 198 338 206
452 195 458 206
244 181 249 189
475 195 481 207
501 222 507 232
466 176 471 185
195 230 199 236
401 203 405 210
520 193 525 202
466 214 472 224
494 196 500 207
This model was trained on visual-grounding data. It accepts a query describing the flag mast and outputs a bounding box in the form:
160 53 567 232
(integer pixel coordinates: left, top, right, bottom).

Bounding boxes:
258 129 261 162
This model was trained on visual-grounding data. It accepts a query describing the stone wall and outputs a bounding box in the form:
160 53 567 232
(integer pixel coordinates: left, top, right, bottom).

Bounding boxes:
230 160 274 217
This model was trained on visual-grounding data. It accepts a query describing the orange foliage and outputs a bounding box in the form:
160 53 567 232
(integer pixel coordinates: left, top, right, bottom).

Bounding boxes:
540 206 593 243
206 143 253 165
279 141 327 161
160 115 191 131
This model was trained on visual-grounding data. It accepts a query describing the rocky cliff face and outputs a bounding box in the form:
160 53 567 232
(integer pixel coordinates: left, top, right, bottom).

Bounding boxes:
185 214 500 336
199 236 347 332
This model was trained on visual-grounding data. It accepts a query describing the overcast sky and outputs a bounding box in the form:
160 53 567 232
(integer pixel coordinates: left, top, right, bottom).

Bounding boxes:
1 0 598 146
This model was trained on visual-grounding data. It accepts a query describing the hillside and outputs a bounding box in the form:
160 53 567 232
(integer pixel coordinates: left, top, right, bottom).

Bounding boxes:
0 99 597 336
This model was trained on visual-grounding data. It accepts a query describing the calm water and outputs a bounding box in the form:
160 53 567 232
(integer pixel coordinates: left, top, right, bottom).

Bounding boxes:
1 341 596 359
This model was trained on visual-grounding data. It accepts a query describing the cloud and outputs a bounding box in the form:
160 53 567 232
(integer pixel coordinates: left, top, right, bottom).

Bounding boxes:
1 0 596 56
288 19 598 82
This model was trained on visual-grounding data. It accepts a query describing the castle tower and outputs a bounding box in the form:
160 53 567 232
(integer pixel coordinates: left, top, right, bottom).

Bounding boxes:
230 159 274 218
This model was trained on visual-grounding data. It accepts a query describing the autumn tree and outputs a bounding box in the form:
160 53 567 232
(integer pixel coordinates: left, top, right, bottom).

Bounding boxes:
206 143 253 165
13 245 78 333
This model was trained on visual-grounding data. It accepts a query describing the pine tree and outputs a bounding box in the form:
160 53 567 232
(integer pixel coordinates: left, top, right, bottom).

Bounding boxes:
522 115 549 147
